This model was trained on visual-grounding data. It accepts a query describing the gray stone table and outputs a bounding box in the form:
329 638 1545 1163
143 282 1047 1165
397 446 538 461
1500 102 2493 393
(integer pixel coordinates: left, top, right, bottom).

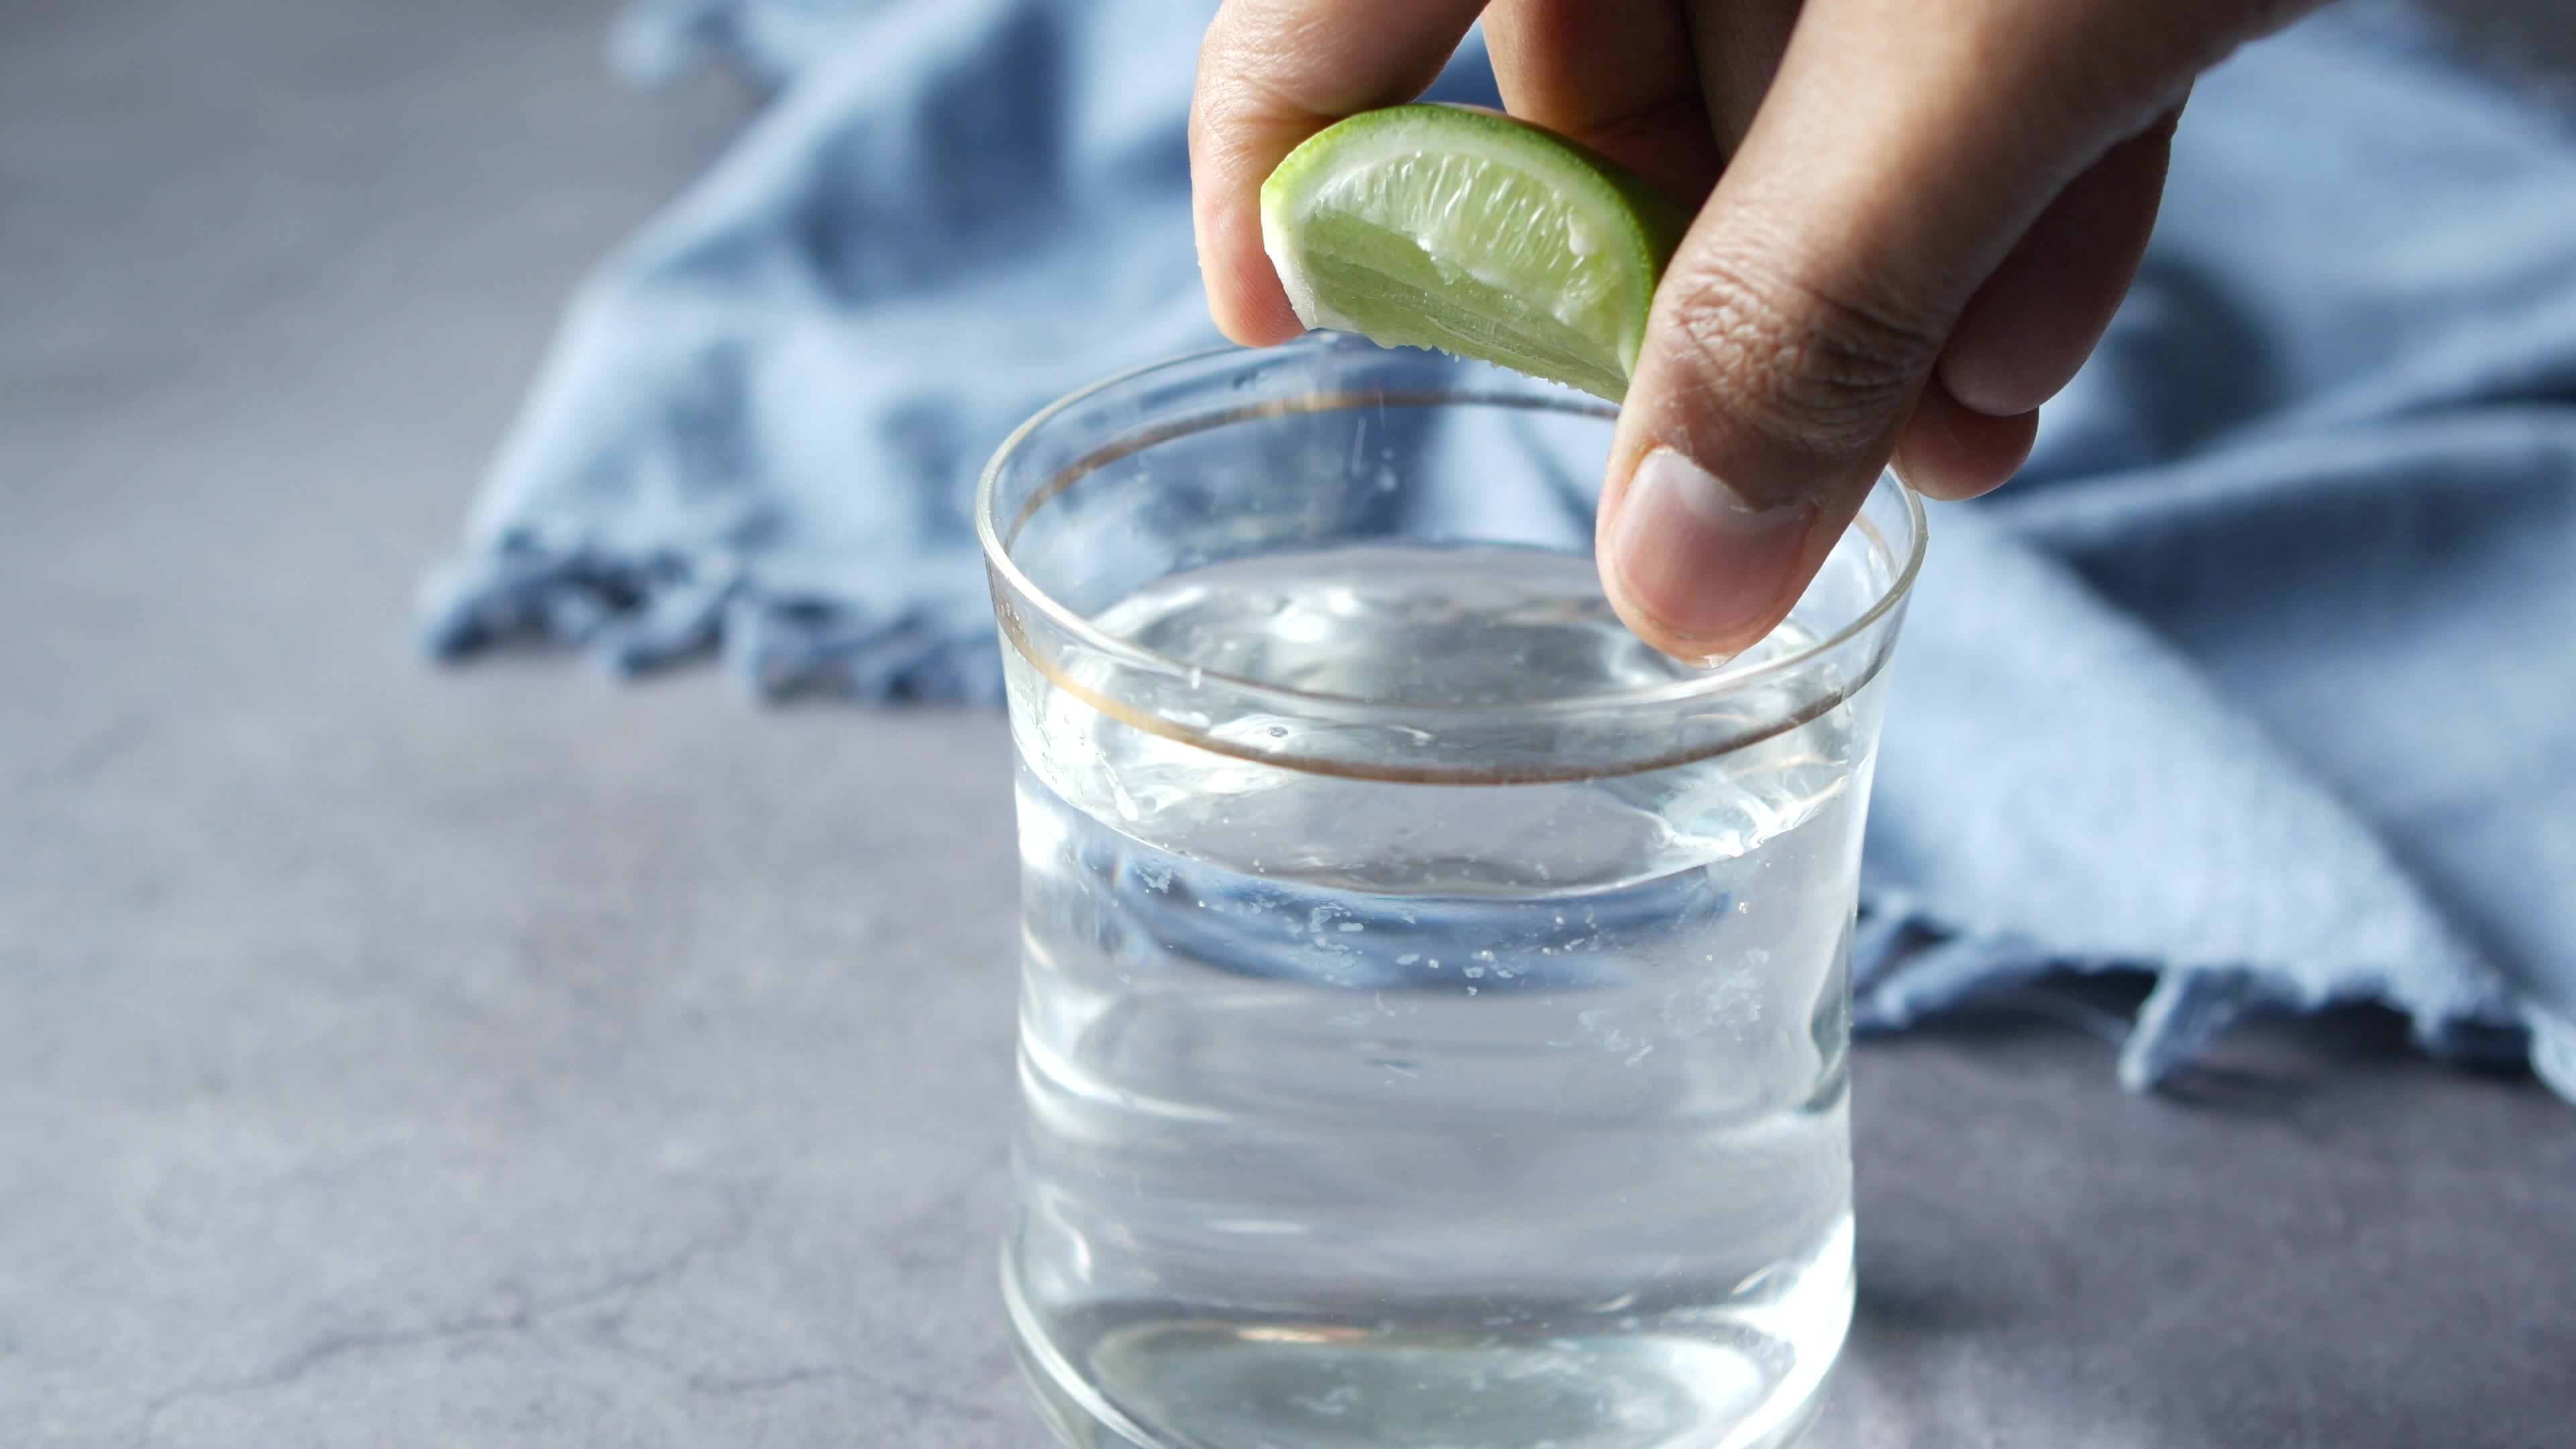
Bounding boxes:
5 3 2571 1446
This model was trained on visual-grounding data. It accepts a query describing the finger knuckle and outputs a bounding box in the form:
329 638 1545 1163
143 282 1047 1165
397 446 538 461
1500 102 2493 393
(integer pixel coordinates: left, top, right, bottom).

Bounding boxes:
1660 248 1940 464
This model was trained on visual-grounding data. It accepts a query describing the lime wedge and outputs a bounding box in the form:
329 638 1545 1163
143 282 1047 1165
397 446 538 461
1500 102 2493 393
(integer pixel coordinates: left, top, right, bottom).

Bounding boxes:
1260 103 1692 401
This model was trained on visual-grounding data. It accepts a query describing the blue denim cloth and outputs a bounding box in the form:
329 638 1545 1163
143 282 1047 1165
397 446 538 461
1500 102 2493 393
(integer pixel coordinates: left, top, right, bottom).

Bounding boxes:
421 1 2576 1100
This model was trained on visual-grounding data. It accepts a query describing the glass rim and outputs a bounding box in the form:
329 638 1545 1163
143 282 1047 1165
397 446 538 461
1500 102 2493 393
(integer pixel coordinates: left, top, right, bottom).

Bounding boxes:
976 338 1929 723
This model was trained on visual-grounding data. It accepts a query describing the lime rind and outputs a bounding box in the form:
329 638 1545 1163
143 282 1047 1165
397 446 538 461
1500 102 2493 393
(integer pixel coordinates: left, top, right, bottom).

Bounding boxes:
1260 104 1690 400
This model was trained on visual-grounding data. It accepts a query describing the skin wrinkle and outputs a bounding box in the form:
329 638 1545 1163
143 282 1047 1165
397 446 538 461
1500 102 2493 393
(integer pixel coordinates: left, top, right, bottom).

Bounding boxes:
1657 245 1948 496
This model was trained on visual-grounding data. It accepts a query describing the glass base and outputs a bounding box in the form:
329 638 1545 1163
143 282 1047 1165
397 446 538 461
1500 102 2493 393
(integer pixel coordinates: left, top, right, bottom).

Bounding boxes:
1008 1271 1839 1449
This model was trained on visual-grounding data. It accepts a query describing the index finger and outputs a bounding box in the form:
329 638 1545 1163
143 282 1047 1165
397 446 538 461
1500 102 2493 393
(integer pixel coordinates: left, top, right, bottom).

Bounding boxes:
1190 0 1490 345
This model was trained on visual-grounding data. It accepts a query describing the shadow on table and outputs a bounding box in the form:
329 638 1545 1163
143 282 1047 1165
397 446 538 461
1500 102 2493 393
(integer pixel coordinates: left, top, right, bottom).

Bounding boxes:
1813 989 2571 1449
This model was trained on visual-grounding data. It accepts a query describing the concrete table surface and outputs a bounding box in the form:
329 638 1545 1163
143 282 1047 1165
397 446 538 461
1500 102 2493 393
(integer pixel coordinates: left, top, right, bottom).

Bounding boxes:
4 3 2571 1446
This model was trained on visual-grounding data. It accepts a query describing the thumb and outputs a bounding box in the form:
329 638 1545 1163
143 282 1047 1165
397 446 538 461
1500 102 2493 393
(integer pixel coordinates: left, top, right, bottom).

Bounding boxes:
1598 0 2267 661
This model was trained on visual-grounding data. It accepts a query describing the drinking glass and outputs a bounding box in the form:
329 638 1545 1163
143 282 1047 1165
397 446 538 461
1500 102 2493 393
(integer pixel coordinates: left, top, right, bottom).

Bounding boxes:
981 333 1924 1449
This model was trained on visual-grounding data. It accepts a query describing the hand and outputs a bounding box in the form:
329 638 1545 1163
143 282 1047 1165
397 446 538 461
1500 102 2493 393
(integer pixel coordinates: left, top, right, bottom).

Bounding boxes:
1190 0 2321 659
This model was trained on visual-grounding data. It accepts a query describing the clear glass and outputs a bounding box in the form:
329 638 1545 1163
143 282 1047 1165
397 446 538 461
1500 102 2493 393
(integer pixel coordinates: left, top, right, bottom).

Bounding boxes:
981 333 1923 1449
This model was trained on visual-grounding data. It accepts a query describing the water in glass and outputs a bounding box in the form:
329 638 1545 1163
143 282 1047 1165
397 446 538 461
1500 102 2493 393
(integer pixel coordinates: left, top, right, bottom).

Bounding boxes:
1004 541 1868 1449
